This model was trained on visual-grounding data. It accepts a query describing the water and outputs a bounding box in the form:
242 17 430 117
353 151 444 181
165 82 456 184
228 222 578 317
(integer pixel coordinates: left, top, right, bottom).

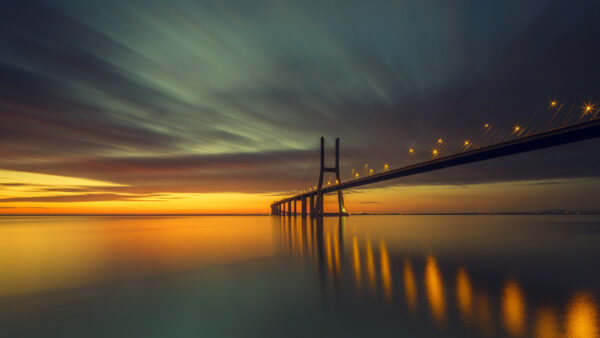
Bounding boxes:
0 215 599 337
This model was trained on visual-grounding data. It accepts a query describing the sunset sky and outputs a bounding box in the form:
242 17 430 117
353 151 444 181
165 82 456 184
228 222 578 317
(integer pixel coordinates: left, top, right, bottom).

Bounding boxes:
2 0 600 214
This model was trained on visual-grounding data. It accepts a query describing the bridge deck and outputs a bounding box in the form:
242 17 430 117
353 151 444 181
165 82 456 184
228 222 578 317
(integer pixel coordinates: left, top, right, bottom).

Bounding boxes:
273 119 600 206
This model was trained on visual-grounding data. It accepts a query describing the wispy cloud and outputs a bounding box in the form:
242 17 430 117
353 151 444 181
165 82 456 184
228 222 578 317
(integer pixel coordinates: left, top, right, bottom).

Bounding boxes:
1 0 600 203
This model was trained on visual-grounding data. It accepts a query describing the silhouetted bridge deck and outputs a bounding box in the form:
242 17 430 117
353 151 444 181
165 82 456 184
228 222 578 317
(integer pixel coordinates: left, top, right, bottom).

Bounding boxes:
271 119 600 217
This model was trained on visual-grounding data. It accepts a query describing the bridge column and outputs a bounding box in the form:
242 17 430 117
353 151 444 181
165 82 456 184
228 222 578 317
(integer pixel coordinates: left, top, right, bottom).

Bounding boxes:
301 196 307 217
316 191 324 216
309 194 315 217
334 138 347 216
316 137 348 216
287 201 292 216
337 191 346 215
293 199 297 216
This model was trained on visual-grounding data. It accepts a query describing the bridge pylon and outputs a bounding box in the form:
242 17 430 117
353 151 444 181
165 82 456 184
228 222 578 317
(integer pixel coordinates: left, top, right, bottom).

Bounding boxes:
315 137 348 217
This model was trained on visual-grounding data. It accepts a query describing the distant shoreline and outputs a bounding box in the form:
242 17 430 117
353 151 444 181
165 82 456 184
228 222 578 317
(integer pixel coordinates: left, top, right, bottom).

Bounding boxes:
1 211 599 216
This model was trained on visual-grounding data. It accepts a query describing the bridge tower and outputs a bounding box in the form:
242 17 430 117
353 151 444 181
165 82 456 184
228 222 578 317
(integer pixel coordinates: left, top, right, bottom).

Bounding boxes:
315 137 348 216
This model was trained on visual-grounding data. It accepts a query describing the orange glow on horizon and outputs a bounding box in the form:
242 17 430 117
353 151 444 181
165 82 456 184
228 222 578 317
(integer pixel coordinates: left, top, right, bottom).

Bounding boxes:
3 171 600 215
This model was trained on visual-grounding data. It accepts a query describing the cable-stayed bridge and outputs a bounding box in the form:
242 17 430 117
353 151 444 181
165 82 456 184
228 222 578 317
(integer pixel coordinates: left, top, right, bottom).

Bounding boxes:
266 0 600 217
270 118 600 217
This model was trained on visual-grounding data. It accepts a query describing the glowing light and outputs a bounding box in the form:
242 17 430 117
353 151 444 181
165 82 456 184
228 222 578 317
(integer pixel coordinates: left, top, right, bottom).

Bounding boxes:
404 259 418 313
501 278 527 336
425 254 446 324
379 240 393 304
369 168 374 175
550 100 557 107
535 306 559 338
566 290 599 338
437 138 443 144
484 123 489 128
355 173 359 179
464 140 470 146
335 179 339 184
383 163 390 171
352 236 362 290
325 231 333 281
409 148 415 154
583 103 595 115
513 125 522 134
333 228 341 277
365 238 376 295
456 267 473 323
432 149 439 157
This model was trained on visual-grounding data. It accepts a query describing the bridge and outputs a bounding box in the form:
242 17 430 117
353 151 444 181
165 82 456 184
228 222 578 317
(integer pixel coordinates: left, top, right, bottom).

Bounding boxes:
271 118 600 217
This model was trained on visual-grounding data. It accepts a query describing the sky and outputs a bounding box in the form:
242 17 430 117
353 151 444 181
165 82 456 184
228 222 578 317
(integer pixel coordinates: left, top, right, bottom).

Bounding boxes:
1 0 600 214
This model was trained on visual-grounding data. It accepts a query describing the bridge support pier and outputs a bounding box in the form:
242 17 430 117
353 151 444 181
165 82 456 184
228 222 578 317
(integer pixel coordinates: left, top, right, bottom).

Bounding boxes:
309 194 315 217
293 199 297 216
316 192 324 216
301 197 307 217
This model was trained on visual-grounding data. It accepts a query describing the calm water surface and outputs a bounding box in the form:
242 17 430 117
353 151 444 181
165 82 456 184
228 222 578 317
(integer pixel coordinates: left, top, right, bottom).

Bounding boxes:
0 215 599 337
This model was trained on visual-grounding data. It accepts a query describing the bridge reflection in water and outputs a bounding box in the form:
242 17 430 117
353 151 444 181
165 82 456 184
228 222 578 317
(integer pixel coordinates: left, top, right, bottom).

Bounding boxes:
274 216 599 338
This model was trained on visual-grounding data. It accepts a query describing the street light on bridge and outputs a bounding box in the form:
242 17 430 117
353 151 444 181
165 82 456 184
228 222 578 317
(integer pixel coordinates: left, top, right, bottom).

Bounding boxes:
513 125 523 135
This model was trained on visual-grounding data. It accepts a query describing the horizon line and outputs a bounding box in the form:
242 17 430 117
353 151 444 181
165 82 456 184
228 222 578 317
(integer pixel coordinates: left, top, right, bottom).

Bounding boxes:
1 210 599 216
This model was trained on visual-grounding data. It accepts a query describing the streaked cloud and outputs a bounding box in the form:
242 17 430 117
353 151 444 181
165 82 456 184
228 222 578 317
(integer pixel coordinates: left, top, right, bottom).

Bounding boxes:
1 0 600 212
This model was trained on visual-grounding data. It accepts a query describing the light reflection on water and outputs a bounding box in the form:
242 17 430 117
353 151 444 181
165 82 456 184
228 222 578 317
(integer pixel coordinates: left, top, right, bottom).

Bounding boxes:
0 215 599 337
567 291 599 338
404 258 418 314
502 277 527 336
535 306 560 338
456 267 473 323
425 254 447 325
276 216 600 338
